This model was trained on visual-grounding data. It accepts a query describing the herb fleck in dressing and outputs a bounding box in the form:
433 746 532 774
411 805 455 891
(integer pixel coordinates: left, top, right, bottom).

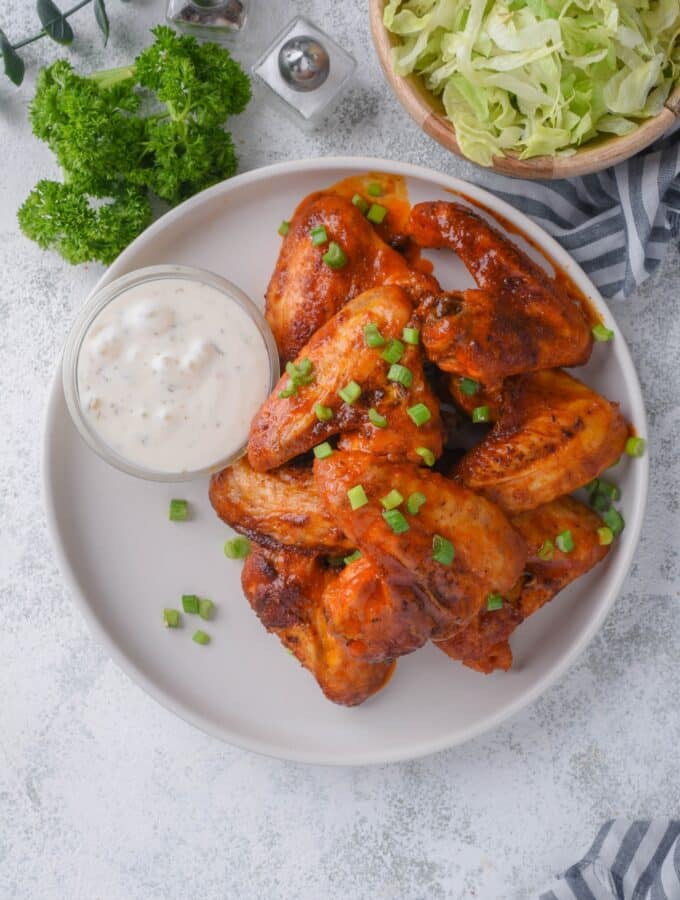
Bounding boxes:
77 277 270 474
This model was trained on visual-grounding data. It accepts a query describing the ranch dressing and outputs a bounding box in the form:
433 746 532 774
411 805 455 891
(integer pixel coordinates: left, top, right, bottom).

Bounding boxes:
76 277 271 474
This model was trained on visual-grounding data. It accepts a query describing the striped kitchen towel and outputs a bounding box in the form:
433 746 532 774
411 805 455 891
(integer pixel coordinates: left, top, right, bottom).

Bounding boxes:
540 819 680 899
477 123 680 301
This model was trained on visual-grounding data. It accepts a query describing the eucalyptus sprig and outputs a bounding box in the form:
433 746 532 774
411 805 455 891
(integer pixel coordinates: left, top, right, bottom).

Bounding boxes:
0 0 114 86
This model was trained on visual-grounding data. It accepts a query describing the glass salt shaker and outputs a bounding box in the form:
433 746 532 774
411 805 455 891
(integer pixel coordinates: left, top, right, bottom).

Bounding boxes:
166 0 248 40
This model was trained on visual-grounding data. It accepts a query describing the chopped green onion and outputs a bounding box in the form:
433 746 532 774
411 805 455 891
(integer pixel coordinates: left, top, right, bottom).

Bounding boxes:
199 598 214 620
402 327 420 345
310 224 328 246
285 358 314 387
163 608 180 628
364 323 386 348
278 384 297 399
407 403 431 427
597 526 614 546
323 241 348 269
590 491 611 513
380 489 404 510
182 594 200 614
432 534 454 565
537 540 554 561
169 499 189 522
297 357 313 376
383 508 410 534
555 530 574 553
367 203 388 224
326 555 346 568
459 377 480 396
338 380 362 405
592 323 614 342
382 338 404 364
278 220 290 236
585 479 600 495
343 550 362 565
313 442 334 460
314 403 333 422
416 446 435 467
486 593 504 611
625 436 646 457
348 485 369 510
596 480 621 501
406 491 427 515
472 406 491 424
224 536 251 559
368 408 388 428
351 193 369 214
602 507 625 536
192 630 210 645
367 182 383 196
387 363 413 387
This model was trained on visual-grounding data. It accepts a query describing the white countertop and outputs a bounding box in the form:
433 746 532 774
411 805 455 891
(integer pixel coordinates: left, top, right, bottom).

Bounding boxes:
2 2 679 898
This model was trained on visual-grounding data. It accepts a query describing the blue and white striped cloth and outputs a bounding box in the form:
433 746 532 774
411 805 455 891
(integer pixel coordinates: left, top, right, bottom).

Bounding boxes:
478 124 680 300
540 820 680 899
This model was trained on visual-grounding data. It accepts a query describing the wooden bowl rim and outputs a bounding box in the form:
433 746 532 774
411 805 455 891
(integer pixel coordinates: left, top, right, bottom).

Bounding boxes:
369 0 680 180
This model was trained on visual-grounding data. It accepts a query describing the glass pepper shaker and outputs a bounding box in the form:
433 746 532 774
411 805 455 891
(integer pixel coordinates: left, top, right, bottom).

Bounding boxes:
166 0 248 40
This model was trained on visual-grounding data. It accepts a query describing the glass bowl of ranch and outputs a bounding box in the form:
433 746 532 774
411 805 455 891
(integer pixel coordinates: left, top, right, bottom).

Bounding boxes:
62 265 280 481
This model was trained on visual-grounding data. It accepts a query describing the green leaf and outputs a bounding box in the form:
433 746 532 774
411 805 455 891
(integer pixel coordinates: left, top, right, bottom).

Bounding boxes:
37 0 75 45
94 0 109 46
0 29 25 85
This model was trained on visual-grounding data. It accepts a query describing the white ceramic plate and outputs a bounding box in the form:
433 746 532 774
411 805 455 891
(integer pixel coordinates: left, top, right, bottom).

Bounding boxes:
43 158 648 766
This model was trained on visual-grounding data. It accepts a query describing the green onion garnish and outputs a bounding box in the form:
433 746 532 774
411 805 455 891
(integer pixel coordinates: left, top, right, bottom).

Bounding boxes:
313 442 334 460
278 220 290 237
352 193 369 214
602 507 625 536
432 534 454 565
310 224 328 246
368 182 383 196
367 204 388 224
368 408 388 428
407 403 431 427
344 550 362 565
278 384 297 399
182 594 200 614
402 327 420 345
169 499 189 522
380 489 404 510
314 403 333 422
585 479 600 495
382 338 404 364
537 540 554 561
590 492 611 513
459 377 479 396
555 530 574 553
347 485 369 510
406 491 427 515
597 526 614 546
285 358 314 387
297 358 312 376
364 323 386 348
416 446 435 467
472 406 491 423
323 241 348 269
596 480 621 501
224 536 251 559
383 508 410 534
486 593 504 611
338 380 362 405
625 436 646 457
199 598 214 620
387 363 413 387
192 630 210 645
592 323 614 342
163 608 180 628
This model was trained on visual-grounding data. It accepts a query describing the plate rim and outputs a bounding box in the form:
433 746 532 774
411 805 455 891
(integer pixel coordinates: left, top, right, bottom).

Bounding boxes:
42 155 649 766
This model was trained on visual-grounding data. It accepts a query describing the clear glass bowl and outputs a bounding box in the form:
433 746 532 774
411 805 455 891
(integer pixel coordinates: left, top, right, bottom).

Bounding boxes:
62 265 279 482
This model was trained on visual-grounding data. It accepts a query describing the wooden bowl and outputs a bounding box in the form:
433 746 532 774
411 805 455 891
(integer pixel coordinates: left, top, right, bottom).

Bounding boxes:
369 0 680 180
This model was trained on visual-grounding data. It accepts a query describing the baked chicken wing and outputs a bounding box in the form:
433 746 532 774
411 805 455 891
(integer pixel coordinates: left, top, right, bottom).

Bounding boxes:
456 369 628 513
242 544 394 706
409 201 593 386
248 286 443 472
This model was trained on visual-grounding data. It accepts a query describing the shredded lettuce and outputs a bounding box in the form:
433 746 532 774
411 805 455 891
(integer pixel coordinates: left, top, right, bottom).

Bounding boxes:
384 0 680 165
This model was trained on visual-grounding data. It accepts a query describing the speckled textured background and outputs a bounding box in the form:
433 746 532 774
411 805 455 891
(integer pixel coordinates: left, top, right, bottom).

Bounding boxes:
1 2 678 898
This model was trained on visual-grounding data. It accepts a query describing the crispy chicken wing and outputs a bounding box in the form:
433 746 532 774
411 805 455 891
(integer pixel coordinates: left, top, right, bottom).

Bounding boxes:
209 458 351 554
242 544 394 706
314 451 526 640
409 202 593 385
456 369 628 514
267 192 439 361
248 286 443 472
